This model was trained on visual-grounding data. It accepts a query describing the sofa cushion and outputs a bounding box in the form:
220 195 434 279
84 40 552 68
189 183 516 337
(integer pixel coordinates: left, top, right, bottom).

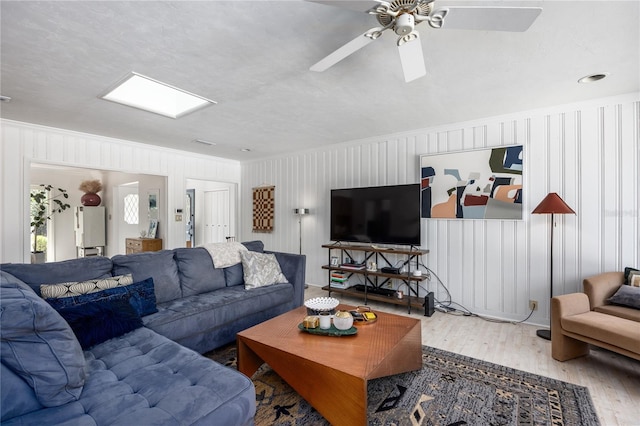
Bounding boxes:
45 278 158 317
144 283 294 351
242 240 264 252
0 272 86 407
174 247 226 296
56 294 143 349
3 327 256 426
40 274 133 298
240 250 288 289
1 362 43 421
112 250 181 303
607 284 640 309
1 256 113 295
224 263 245 287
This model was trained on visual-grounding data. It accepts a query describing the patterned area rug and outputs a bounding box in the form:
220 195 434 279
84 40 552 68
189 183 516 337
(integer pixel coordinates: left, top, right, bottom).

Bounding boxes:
206 345 599 426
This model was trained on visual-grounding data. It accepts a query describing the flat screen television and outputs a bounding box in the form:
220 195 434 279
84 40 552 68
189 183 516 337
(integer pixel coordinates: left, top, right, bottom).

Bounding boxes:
330 184 421 246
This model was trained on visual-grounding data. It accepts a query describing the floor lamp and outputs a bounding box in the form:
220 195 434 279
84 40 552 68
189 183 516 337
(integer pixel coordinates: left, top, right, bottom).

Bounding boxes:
293 208 309 255
532 192 576 340
294 208 309 289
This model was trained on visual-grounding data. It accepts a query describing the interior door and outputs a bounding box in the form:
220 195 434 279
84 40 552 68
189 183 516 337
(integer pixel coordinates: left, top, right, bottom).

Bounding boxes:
116 183 139 254
203 189 230 244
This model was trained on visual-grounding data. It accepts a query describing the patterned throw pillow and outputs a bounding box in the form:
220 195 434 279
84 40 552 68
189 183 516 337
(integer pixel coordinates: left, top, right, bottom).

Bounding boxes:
624 267 640 286
45 278 157 317
40 274 134 298
240 251 288 289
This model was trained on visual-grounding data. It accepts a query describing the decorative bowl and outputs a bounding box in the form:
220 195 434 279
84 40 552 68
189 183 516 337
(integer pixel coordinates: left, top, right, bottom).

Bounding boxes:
333 310 354 330
304 297 339 314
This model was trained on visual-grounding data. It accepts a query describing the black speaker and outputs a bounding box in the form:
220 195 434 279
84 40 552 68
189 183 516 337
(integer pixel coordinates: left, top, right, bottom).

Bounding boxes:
425 292 434 317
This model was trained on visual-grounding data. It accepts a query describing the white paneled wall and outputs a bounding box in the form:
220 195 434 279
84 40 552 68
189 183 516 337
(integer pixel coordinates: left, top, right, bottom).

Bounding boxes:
1 94 637 325
241 93 639 325
0 120 241 264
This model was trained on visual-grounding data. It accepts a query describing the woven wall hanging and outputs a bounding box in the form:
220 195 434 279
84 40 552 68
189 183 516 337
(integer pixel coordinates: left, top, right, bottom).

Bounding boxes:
252 186 275 232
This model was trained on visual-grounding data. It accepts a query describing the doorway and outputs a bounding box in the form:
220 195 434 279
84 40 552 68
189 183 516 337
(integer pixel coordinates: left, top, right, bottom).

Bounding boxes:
185 179 237 247
204 189 230 244
185 189 195 247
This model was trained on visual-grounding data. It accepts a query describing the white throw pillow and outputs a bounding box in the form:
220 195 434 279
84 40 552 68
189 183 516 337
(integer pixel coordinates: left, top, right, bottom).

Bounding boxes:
240 251 288 289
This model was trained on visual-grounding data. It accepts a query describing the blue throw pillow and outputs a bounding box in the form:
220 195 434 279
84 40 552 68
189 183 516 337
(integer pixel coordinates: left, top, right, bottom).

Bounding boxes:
45 278 157 317
56 294 143 349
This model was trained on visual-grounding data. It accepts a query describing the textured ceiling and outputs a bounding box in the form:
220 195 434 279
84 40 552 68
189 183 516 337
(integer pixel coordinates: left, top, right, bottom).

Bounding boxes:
1 1 638 161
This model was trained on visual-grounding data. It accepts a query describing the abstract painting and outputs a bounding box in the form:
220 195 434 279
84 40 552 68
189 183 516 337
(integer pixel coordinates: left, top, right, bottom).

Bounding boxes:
420 145 523 220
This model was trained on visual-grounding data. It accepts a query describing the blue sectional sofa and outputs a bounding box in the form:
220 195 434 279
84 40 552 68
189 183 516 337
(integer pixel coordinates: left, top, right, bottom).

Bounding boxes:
1 241 306 425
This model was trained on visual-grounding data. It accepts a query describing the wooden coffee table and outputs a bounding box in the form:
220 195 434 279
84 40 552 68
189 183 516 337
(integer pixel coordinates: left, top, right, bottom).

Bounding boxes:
236 304 422 425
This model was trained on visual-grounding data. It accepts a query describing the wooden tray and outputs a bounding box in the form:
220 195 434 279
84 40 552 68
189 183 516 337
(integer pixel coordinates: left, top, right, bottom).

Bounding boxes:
298 323 357 336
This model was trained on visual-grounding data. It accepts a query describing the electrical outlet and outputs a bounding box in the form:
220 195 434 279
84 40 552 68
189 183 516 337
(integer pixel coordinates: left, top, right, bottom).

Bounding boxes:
529 300 538 311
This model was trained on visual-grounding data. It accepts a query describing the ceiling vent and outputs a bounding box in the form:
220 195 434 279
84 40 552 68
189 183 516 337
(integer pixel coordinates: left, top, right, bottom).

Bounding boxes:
192 139 216 146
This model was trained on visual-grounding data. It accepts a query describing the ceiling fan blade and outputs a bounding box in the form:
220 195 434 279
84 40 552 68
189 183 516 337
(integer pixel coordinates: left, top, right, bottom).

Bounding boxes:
310 28 383 72
397 31 426 83
306 0 382 13
433 6 542 32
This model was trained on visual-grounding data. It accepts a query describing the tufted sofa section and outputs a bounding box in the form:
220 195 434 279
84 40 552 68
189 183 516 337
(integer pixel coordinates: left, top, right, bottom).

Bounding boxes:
0 240 306 425
3 327 255 425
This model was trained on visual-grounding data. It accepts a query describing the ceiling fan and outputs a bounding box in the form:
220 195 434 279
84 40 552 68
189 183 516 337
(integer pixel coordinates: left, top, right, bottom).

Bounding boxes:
309 0 542 82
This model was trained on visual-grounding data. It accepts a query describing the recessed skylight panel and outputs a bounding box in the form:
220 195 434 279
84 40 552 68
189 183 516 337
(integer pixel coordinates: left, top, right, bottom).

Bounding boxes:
101 72 216 119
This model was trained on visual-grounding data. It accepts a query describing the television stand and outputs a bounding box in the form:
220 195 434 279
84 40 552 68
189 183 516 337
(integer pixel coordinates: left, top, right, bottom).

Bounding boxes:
321 244 430 315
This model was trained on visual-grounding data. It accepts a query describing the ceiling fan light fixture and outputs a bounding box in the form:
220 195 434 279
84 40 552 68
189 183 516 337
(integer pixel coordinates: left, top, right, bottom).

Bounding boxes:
578 73 609 83
394 13 415 35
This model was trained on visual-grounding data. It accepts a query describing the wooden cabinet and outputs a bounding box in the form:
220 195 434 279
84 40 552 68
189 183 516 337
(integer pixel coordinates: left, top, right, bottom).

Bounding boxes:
126 238 163 254
322 244 430 315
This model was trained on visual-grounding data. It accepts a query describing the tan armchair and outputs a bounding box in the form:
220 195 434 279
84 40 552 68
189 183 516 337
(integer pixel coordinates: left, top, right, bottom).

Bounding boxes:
551 272 640 362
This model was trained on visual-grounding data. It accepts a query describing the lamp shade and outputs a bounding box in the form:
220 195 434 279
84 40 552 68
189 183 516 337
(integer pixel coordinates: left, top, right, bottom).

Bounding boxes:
294 208 309 215
531 193 575 215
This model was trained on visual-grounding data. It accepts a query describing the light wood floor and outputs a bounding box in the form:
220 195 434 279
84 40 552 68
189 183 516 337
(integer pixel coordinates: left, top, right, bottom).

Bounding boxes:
305 285 640 426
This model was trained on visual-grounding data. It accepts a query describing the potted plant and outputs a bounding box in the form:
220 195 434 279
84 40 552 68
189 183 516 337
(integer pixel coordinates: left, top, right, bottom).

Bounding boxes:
30 184 71 263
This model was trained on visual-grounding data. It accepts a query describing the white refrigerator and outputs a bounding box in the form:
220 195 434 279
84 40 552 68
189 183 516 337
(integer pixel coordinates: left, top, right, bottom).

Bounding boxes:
75 206 106 257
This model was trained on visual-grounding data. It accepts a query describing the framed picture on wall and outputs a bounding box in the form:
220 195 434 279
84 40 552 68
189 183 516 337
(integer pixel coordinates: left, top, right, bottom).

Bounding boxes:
148 219 158 239
420 145 523 220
